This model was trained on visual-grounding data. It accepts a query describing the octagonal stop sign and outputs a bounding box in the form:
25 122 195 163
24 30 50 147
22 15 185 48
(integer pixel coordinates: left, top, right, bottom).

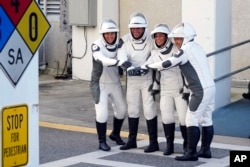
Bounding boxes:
0 0 51 86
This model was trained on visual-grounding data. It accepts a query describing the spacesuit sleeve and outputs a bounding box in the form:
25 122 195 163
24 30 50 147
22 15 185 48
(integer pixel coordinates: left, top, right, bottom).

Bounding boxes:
117 38 129 65
92 44 119 66
146 49 186 70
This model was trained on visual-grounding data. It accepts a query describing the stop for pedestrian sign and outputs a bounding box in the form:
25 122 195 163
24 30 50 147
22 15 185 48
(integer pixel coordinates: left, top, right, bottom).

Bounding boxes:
0 0 51 86
2 104 28 167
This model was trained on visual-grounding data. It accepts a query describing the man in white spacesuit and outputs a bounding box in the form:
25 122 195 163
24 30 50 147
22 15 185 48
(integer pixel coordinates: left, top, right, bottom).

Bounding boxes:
90 18 130 151
129 22 215 161
117 12 159 153
142 24 188 155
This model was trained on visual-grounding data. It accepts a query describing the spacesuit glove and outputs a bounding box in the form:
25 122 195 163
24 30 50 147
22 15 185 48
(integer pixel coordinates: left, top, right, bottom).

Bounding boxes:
127 66 136 76
120 61 132 70
127 66 149 76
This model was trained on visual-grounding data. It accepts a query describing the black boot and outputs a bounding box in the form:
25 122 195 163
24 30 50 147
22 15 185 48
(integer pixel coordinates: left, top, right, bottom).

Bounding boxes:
96 121 110 151
180 125 187 154
242 82 250 100
144 117 159 153
109 117 125 145
242 93 250 100
162 123 175 155
198 126 214 158
175 126 200 161
120 117 139 150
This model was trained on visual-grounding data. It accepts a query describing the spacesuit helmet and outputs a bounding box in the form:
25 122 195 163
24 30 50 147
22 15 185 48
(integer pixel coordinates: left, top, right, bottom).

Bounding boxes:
150 24 171 49
168 22 197 46
128 12 148 41
128 12 148 28
99 18 119 48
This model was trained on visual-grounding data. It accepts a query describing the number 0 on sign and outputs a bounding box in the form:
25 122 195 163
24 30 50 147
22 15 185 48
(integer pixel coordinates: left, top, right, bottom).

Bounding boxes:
2 104 28 167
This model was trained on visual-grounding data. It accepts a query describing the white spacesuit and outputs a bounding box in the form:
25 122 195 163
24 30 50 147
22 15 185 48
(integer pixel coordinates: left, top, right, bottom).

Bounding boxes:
144 23 215 161
117 12 158 153
143 24 188 155
90 18 127 151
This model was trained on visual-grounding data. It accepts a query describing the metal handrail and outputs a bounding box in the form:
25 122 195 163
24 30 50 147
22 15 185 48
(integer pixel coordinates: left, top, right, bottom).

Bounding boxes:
214 65 250 82
206 39 250 57
206 39 250 82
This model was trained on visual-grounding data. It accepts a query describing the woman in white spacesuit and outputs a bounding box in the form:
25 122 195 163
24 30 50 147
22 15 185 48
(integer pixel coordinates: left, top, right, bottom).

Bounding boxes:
117 12 159 153
143 24 188 156
90 18 127 151
130 22 215 161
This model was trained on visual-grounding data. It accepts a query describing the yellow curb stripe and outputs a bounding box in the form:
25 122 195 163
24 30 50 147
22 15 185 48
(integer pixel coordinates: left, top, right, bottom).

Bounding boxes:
39 121 149 140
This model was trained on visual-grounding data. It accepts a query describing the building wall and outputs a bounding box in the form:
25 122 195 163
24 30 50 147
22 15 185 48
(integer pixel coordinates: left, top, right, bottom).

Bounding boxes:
231 0 250 82
43 0 250 83
39 0 72 76
40 21 71 75
119 0 181 37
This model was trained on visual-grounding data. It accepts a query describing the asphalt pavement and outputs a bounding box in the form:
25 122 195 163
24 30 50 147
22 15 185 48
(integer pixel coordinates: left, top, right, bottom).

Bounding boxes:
39 74 250 167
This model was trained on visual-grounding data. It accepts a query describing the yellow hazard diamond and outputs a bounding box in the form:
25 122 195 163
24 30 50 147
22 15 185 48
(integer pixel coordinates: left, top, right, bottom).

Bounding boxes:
16 0 51 54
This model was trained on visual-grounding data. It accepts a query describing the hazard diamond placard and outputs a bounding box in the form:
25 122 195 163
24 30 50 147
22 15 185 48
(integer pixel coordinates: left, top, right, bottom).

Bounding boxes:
0 0 51 86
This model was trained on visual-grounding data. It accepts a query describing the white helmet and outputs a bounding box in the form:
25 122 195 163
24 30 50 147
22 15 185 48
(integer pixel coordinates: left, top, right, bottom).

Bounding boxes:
99 18 119 34
150 24 170 38
99 18 119 48
128 12 148 28
151 24 172 51
168 22 197 45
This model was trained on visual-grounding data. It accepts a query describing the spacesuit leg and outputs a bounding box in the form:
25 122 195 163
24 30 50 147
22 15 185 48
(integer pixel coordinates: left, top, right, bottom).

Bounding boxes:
175 95 188 154
144 116 159 153
109 85 126 145
180 125 187 154
163 123 175 155
96 121 110 151
176 101 201 161
198 88 215 158
120 117 139 150
94 84 110 151
109 117 125 145
175 126 200 161
160 94 175 155
198 126 214 158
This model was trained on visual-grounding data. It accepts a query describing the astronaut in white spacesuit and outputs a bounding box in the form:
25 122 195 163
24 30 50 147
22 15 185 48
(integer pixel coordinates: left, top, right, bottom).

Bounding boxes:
143 24 188 156
90 18 129 151
129 22 215 161
117 12 159 153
